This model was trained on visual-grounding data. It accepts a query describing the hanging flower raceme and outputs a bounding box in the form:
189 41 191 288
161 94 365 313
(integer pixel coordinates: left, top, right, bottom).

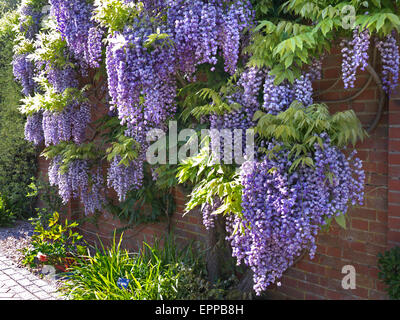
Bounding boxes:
341 27 370 89
49 156 106 215
377 32 400 95
49 0 103 70
228 137 364 295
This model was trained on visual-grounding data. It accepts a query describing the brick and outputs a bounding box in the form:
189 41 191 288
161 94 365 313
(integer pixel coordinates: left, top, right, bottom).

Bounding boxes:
356 275 374 289
0 274 10 282
296 261 326 275
350 208 377 221
325 289 356 300
389 152 400 164
2 268 17 276
297 281 326 297
369 221 387 234
389 127 400 139
351 286 369 299
281 276 298 288
350 241 365 252
387 230 400 242
285 268 307 281
33 279 50 288
278 286 305 300
389 178 400 190
351 219 369 231
389 164 400 176
305 293 324 300
369 289 388 300
322 67 341 79
342 249 378 266
376 210 387 224
389 139 400 152
2 279 18 287
388 217 400 229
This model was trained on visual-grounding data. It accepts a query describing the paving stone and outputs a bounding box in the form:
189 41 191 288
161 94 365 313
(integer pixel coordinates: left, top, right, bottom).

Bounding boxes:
16 279 33 287
0 253 61 300
10 273 26 281
33 279 50 288
11 286 26 294
25 285 42 294
41 285 57 294
0 274 10 281
2 268 17 276
2 279 18 287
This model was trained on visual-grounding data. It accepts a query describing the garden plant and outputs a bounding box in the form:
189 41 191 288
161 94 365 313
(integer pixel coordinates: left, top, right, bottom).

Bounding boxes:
5 0 400 298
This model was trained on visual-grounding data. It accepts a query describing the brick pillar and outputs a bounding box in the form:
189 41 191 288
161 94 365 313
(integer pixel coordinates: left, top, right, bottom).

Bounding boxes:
388 90 400 248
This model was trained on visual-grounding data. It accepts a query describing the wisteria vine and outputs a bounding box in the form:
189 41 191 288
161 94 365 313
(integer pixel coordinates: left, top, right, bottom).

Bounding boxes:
11 0 400 297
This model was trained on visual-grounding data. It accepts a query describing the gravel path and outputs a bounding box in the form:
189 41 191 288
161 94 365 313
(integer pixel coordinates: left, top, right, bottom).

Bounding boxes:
0 220 34 266
0 220 65 300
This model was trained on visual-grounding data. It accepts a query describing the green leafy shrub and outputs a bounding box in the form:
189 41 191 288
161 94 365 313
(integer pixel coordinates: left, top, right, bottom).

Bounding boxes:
378 246 400 300
61 234 233 300
0 194 16 227
21 211 86 268
0 9 37 219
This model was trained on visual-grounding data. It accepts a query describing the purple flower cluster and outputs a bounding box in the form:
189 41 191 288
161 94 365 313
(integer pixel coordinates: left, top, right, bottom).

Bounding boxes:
49 158 89 204
307 58 323 81
46 64 79 93
262 71 314 115
13 54 36 96
202 198 222 230
42 103 91 147
293 74 314 106
209 67 263 162
226 136 365 295
18 2 43 40
377 33 400 95
80 168 106 215
208 66 316 163
88 27 104 69
13 4 43 95
49 157 105 215
168 0 253 76
25 112 44 145
104 1 253 193
341 27 370 89
107 156 144 202
49 0 102 70
262 74 294 115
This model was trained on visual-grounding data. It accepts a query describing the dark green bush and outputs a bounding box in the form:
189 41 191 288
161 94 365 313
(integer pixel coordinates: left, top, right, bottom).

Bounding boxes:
0 9 37 220
0 193 16 227
378 246 400 300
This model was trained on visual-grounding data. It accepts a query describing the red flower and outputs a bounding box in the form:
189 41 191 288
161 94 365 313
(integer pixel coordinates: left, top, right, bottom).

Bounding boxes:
37 252 48 262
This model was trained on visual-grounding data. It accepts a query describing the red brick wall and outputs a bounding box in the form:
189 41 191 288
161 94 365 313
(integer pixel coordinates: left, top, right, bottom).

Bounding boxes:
36 49 399 299
266 47 398 300
74 187 206 251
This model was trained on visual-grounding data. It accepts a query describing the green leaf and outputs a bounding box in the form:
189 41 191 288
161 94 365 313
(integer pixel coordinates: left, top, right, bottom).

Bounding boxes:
334 214 347 230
